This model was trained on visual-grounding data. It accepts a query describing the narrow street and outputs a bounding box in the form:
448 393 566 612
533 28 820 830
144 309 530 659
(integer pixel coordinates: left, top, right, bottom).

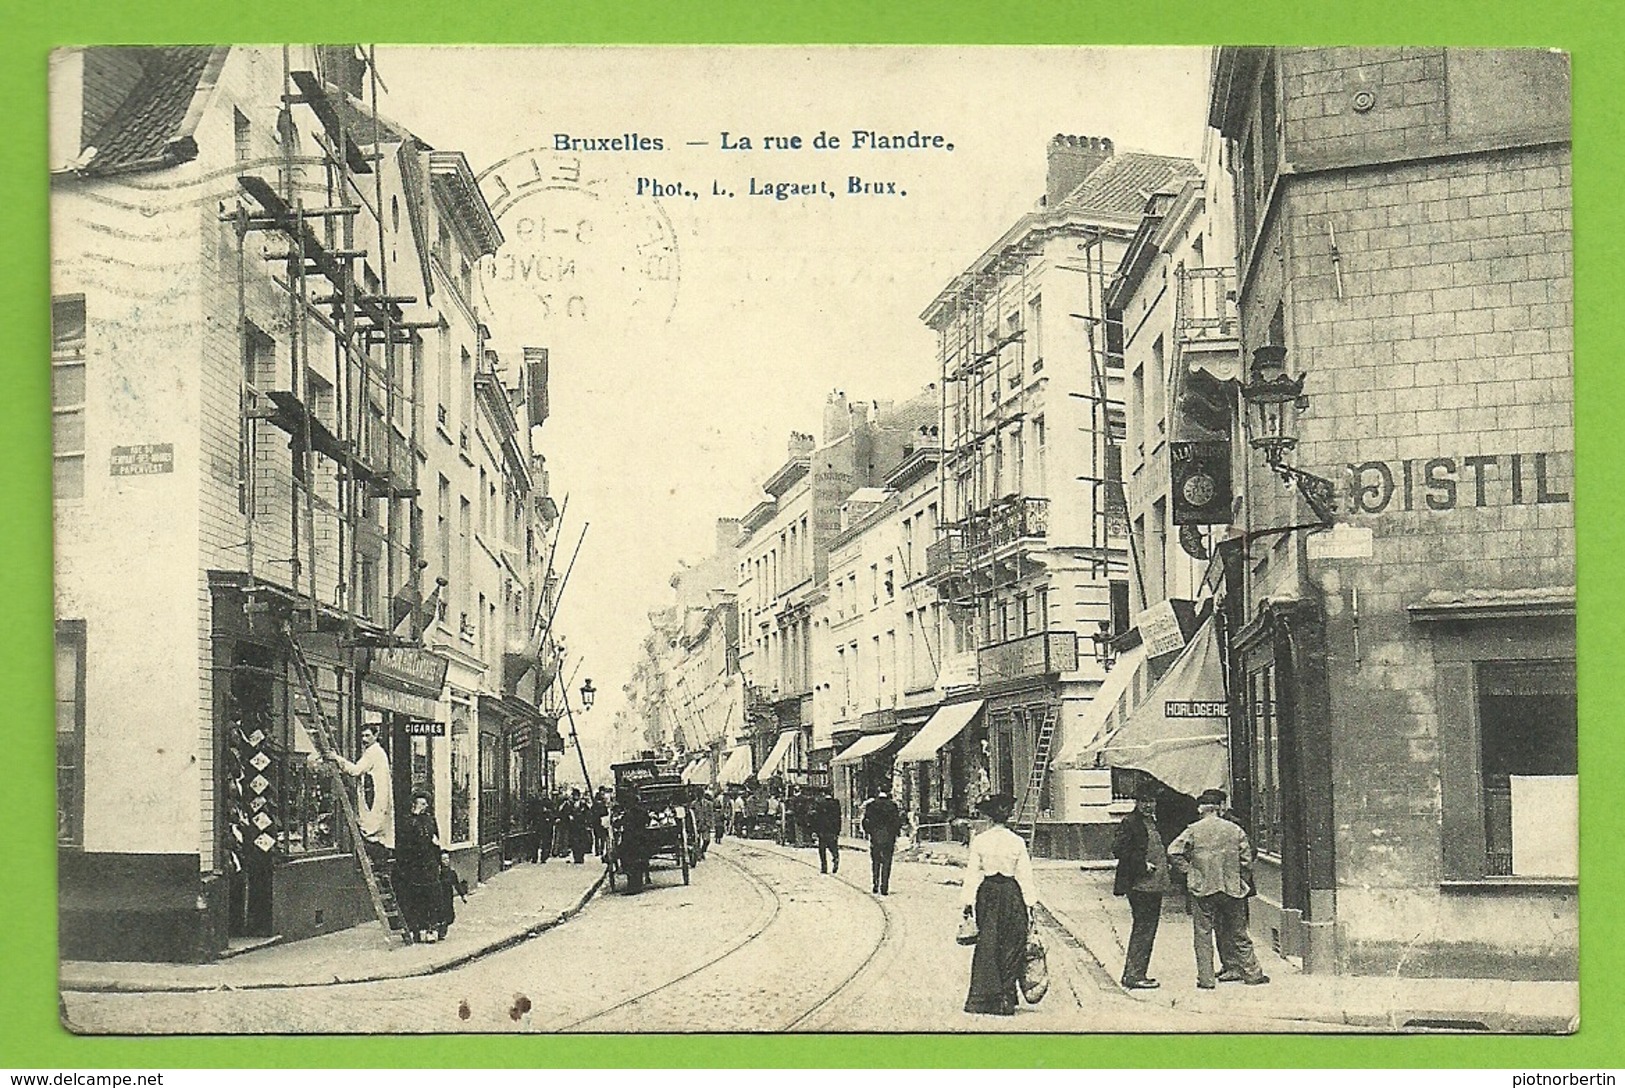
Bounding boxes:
62 843 1315 1034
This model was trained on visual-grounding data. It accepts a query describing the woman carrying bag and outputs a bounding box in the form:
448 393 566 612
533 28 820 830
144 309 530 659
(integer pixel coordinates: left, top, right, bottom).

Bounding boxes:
961 792 1041 1016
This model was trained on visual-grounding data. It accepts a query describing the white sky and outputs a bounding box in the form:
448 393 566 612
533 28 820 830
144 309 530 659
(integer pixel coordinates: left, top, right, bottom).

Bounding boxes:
379 46 1212 758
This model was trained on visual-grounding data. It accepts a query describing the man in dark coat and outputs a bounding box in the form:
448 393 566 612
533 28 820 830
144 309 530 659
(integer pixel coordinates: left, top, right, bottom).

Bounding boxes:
808 788 843 874
562 788 594 864
860 787 904 895
1111 781 1172 989
531 788 557 863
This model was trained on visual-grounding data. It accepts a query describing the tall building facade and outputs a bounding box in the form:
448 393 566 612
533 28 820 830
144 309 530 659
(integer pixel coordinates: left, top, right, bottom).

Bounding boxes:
922 136 1201 857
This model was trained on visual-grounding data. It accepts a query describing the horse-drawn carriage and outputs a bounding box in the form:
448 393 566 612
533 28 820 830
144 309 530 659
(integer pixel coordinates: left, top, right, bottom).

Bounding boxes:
605 760 701 894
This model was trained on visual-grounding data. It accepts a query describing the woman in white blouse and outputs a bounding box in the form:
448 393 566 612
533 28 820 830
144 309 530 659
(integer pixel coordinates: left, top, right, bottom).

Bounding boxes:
962 793 1039 1015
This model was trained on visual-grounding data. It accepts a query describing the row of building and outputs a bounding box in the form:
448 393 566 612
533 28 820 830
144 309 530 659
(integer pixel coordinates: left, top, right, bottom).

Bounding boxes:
51 46 575 961
621 47 1575 980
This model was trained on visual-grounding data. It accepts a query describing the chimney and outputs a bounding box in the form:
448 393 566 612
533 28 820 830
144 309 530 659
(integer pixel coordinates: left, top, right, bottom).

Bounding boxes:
823 390 851 442
788 432 816 459
714 517 741 553
1046 134 1114 206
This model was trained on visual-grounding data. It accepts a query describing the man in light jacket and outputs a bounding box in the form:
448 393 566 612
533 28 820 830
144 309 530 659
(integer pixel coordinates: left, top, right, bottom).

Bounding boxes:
329 724 394 869
1167 787 1269 989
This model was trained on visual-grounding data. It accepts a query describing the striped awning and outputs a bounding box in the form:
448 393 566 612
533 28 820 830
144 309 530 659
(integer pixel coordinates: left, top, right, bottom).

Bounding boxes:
894 701 983 763
760 730 798 777
718 744 754 785
1051 642 1150 769
831 731 896 766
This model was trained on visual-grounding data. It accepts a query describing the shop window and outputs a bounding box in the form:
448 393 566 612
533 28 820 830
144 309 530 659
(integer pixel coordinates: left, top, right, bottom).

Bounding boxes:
450 700 473 843
52 295 86 501
1247 663 1283 856
282 664 343 856
1477 660 1577 878
56 620 85 847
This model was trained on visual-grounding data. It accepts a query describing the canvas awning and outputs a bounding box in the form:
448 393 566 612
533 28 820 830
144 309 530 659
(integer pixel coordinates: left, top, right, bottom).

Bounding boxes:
894 701 983 763
1051 643 1149 769
681 757 712 785
831 731 897 766
718 744 754 785
760 730 798 777
1099 617 1229 796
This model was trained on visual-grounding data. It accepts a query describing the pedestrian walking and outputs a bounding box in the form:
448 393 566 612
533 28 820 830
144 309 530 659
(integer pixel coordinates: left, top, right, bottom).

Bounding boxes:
1167 788 1269 989
394 790 442 943
531 788 556 864
710 787 726 843
328 724 394 871
808 787 843 874
861 787 903 895
961 793 1038 1016
562 788 594 864
730 792 746 837
1111 781 1171 989
689 786 713 861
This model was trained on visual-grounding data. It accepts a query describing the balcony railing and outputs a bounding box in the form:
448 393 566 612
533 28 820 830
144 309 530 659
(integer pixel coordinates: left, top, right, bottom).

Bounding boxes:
1176 266 1239 343
977 630 1079 684
966 495 1048 552
926 536 970 578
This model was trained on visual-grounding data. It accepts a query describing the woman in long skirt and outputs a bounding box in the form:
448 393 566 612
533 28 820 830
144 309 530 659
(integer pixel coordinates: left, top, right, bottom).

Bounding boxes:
962 793 1039 1016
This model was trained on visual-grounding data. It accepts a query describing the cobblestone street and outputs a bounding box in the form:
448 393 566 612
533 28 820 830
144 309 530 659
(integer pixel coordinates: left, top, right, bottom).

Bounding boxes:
62 842 1321 1034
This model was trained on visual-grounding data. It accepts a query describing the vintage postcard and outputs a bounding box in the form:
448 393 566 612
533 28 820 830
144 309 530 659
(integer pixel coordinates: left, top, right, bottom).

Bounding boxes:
49 45 1576 1035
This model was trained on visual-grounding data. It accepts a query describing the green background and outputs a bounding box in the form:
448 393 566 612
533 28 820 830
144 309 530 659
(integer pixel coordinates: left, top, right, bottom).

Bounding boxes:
3 0 1619 1069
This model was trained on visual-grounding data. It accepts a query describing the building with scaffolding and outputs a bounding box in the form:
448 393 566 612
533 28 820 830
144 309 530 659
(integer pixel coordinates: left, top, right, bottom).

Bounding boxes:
920 135 1200 858
51 46 563 961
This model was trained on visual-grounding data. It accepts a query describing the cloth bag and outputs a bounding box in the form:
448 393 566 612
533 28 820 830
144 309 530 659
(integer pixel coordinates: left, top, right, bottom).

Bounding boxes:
1020 929 1049 1003
956 910 979 946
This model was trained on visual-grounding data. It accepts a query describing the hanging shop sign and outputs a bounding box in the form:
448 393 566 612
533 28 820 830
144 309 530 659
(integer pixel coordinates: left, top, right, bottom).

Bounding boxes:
361 681 441 719
1171 441 1234 526
365 646 450 696
1346 451 1570 515
1136 601 1187 658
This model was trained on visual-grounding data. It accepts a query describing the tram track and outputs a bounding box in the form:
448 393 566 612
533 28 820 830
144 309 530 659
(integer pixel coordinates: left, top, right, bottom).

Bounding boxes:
557 839 894 1033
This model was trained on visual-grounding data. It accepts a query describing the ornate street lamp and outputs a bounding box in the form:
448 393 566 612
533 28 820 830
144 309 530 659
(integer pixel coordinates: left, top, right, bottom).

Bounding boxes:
580 677 597 711
1089 620 1117 671
1240 344 1305 469
1239 343 1338 529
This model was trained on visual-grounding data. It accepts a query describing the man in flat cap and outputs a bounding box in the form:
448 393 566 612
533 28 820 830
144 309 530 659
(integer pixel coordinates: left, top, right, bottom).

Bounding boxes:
1167 787 1269 989
1111 779 1171 989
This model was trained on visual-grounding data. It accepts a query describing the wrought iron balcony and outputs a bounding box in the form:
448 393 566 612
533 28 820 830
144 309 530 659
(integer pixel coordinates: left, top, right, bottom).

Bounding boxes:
925 535 971 579
967 495 1049 552
977 630 1080 684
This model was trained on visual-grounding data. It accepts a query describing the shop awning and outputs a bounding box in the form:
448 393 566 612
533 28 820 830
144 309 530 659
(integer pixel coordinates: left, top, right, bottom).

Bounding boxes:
681 757 713 785
894 701 983 763
1051 643 1150 769
1099 617 1229 797
760 730 798 777
718 744 754 785
831 731 896 766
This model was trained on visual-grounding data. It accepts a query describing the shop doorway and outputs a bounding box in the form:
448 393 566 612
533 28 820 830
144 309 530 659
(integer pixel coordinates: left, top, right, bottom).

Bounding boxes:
224 641 277 938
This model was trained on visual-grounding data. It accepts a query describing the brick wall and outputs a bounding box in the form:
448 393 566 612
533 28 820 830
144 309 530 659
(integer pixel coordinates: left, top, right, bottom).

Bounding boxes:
1283 141 1573 976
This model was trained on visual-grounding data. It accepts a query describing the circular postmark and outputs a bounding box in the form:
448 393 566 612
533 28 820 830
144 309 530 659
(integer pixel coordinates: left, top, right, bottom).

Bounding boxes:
477 149 681 338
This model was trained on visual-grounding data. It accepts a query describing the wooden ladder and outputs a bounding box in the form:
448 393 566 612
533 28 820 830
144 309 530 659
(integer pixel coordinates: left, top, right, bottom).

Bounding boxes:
1012 704 1060 847
284 625 407 943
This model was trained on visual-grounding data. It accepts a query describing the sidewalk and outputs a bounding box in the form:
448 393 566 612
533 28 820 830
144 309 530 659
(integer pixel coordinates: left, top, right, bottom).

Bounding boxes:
60 859 605 993
900 837 1577 1034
